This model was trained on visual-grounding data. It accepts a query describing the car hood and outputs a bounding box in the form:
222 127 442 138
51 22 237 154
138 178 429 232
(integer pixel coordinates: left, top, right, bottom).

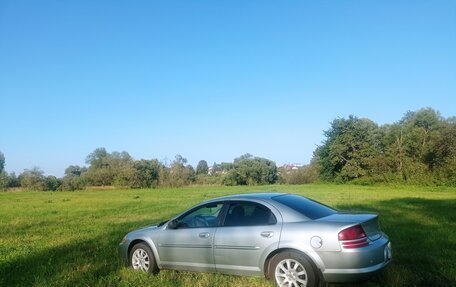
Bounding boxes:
128 224 159 237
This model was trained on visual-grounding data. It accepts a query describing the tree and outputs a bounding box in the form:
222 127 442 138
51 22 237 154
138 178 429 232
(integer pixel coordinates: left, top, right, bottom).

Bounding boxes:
132 159 162 188
313 108 456 185
376 108 444 183
223 154 278 185
0 152 8 190
85 147 109 168
279 162 319 184
44 176 61 191
174 154 187 165
20 167 46 191
161 155 195 187
64 165 87 177
0 172 9 190
210 162 220 175
84 148 134 186
60 165 87 191
196 160 209 175
61 177 84 191
186 164 196 182
7 172 20 188
314 116 381 182
399 108 442 163
219 162 234 172
432 121 456 185
0 151 5 173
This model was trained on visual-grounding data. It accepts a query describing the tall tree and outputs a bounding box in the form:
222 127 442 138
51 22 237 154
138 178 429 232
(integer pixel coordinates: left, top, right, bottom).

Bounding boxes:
85 147 109 168
196 160 209 174
0 152 8 190
315 116 381 182
0 151 5 173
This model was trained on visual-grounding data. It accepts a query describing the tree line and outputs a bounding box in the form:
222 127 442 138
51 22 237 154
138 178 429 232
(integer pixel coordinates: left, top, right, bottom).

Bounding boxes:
314 107 456 185
1 107 454 191
0 150 279 191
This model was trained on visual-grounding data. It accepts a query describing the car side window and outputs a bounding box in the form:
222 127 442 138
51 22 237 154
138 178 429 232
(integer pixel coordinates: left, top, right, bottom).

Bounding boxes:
223 201 277 226
176 203 223 228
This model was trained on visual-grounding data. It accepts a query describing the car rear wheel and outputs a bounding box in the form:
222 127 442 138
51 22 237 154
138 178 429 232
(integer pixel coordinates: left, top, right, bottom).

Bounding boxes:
269 251 317 287
129 243 158 274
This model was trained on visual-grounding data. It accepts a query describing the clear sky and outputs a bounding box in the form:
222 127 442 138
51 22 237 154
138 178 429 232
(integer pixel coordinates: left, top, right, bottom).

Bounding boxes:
1 1 455 177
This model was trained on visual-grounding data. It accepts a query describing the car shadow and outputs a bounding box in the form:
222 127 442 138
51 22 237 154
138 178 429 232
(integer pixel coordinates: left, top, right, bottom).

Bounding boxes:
0 218 166 287
330 197 456 287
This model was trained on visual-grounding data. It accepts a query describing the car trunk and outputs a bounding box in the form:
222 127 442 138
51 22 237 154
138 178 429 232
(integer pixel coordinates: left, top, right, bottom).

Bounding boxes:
318 213 382 241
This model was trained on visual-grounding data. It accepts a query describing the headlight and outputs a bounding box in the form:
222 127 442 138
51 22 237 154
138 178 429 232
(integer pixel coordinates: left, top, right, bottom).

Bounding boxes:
385 242 392 260
120 235 129 245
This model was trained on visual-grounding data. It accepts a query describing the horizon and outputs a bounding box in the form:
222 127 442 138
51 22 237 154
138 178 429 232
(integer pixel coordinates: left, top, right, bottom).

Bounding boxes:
1 1 455 177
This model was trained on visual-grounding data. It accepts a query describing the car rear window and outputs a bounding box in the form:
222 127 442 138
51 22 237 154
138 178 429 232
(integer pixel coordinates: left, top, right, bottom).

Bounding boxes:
272 194 336 220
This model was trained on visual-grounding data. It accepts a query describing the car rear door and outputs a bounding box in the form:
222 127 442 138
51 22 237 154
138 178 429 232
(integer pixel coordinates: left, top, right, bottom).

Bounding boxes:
213 200 282 275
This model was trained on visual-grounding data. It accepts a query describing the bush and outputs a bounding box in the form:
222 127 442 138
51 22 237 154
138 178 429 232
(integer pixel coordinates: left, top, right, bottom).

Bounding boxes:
279 164 318 184
61 176 86 191
194 174 223 185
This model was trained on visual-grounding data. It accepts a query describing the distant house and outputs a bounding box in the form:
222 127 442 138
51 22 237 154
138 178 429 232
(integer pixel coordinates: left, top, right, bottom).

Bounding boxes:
208 164 230 175
281 163 304 171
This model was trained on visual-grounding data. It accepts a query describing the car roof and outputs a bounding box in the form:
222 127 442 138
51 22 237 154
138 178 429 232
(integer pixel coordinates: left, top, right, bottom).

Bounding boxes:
207 192 286 202
201 192 310 222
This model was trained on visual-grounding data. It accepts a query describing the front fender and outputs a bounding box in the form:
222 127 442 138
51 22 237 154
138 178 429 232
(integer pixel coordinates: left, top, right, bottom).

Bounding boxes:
125 235 162 267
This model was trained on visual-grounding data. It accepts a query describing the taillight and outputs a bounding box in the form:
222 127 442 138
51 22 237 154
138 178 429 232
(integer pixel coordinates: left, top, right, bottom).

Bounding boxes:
338 224 369 249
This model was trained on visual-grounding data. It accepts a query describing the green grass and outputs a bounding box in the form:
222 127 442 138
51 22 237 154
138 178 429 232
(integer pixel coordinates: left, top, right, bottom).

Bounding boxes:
0 184 455 287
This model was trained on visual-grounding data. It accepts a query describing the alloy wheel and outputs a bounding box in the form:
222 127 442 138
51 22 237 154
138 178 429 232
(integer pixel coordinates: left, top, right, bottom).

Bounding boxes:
275 258 308 287
131 248 150 272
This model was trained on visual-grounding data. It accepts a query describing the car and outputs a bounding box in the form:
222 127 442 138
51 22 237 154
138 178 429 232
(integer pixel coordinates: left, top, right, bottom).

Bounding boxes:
119 193 392 287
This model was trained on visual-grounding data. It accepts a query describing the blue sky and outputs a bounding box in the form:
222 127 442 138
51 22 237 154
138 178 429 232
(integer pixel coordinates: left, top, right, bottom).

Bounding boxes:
1 1 455 176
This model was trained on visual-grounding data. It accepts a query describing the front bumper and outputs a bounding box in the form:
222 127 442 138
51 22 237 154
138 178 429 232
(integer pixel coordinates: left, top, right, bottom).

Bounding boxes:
321 238 392 282
118 240 130 264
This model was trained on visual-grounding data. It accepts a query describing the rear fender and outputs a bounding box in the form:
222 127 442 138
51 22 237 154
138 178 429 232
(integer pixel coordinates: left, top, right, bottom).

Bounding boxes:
276 240 326 272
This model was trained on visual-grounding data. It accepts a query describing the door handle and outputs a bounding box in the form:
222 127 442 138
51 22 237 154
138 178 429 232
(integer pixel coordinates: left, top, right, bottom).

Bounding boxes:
199 232 210 238
261 231 274 238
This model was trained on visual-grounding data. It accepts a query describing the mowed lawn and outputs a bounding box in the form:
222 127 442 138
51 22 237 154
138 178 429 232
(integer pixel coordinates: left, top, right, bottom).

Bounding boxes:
0 184 455 287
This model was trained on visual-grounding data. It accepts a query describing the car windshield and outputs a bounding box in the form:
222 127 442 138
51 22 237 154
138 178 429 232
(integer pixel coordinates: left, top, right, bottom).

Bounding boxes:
272 194 337 220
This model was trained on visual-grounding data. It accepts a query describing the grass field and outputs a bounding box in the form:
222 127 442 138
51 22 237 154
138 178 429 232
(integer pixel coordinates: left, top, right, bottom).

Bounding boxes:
0 184 455 287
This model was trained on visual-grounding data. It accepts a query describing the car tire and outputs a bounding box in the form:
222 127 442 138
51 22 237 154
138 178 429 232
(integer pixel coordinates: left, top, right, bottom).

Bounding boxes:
129 243 159 274
268 251 317 287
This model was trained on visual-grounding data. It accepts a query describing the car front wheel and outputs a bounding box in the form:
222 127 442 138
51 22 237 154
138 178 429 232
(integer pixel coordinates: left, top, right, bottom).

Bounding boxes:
129 243 158 274
269 251 317 287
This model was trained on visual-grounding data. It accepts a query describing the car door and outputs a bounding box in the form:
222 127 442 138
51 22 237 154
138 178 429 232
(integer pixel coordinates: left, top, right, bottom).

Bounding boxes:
157 202 224 272
213 200 282 275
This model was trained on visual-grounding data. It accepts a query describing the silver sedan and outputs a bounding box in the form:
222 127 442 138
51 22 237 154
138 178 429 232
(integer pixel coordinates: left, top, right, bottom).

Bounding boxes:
119 193 392 287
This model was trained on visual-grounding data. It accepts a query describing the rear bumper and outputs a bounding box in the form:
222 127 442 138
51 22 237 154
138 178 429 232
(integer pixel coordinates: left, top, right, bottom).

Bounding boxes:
321 237 392 282
322 257 391 282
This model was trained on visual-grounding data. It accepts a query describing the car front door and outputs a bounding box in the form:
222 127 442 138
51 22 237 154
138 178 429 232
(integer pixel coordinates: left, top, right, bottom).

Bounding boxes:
213 200 282 275
157 202 224 272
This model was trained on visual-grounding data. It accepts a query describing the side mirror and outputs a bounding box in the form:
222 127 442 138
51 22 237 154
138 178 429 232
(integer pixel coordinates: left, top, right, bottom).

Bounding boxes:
168 219 178 229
